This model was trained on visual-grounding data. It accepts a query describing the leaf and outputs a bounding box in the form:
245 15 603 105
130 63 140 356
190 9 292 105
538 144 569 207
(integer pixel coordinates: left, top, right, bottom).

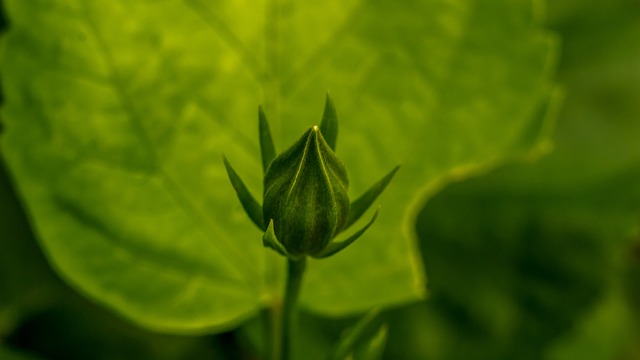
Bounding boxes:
353 325 388 360
382 1 640 357
0 0 557 331
545 287 636 360
0 346 42 360
329 308 386 360
385 165 637 360
0 156 62 336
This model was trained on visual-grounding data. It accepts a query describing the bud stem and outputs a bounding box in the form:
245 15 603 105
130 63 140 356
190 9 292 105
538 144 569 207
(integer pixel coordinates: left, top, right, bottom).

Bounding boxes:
274 257 306 360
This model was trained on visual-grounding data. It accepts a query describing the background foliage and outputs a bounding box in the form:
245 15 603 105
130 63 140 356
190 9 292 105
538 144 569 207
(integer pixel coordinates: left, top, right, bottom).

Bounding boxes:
1 0 639 359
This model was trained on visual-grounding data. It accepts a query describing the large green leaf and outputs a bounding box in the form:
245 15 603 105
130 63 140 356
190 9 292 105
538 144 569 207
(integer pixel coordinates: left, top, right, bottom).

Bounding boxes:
0 0 557 332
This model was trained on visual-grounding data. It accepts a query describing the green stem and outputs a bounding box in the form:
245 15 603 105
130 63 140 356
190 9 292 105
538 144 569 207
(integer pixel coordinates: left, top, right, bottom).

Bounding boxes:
274 257 306 360
263 305 280 360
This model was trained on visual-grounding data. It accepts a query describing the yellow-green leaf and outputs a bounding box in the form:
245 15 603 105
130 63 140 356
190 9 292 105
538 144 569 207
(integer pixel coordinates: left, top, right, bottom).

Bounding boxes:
0 0 557 332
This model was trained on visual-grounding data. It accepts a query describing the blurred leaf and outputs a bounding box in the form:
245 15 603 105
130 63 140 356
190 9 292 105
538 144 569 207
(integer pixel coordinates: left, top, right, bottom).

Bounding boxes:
0 156 61 338
386 164 637 360
2 155 237 359
0 346 42 360
545 283 636 360
329 309 384 360
514 0 640 190
386 0 640 357
352 325 388 360
0 0 556 332
6 300 235 360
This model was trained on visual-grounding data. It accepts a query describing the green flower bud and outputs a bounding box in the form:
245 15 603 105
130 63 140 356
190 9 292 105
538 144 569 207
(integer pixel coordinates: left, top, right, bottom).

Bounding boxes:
262 126 349 258
224 96 398 260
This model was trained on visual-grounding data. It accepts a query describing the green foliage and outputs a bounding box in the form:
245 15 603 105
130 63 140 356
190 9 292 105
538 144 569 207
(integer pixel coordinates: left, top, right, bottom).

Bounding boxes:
383 0 640 358
329 309 386 360
0 346 42 360
385 167 635 360
0 0 556 333
1 0 639 359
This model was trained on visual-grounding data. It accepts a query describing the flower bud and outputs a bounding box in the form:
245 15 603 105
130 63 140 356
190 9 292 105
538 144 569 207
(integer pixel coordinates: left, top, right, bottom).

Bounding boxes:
263 126 349 258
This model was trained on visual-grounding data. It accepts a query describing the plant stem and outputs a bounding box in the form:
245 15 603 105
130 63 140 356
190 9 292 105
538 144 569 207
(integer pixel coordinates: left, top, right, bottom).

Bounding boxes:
264 305 280 360
274 257 306 360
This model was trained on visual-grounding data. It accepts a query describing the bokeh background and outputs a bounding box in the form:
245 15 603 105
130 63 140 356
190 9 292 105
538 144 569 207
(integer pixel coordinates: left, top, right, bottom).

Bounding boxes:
1 0 639 359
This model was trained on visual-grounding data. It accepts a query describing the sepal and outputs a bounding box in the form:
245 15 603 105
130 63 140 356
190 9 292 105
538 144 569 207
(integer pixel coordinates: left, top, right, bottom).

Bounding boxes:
343 166 399 231
258 106 276 174
314 207 379 259
320 93 338 151
222 155 265 230
262 220 304 261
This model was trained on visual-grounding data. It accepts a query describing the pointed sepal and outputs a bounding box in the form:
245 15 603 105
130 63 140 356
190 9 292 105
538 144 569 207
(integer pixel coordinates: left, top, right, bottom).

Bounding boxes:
314 207 379 259
319 93 338 151
262 220 303 260
222 155 265 230
258 106 276 174
262 220 287 256
343 166 399 231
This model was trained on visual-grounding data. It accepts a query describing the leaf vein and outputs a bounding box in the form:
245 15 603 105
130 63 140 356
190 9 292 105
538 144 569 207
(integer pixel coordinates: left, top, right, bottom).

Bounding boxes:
183 0 266 84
